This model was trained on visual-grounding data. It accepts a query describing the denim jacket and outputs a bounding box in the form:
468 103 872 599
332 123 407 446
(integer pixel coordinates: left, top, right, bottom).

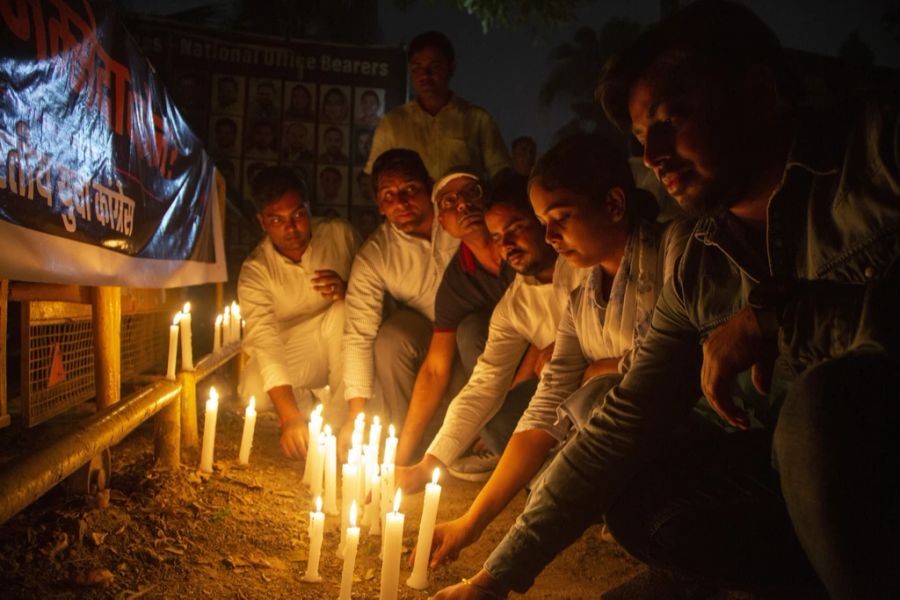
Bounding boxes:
484 96 900 592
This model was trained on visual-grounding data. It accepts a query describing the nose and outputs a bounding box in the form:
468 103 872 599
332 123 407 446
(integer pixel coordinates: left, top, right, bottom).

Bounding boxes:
545 221 561 244
643 126 672 171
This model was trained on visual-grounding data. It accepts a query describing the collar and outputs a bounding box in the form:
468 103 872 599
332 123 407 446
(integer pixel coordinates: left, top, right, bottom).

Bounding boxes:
457 242 478 274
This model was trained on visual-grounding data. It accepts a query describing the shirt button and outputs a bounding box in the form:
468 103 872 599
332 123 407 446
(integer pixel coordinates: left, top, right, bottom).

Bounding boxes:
864 266 876 279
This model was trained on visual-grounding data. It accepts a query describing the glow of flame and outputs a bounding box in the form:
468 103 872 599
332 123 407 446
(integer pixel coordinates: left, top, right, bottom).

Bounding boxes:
389 424 396 438
247 396 256 415
393 488 401 513
349 501 357 527
324 424 332 436
316 496 322 513
432 468 440 486
209 386 218 401
315 403 323 415
224 306 230 317
183 302 191 314
373 415 380 426
215 314 222 325
173 313 182 326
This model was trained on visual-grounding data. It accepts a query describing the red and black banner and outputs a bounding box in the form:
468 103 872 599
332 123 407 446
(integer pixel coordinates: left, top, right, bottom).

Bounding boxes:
0 0 225 287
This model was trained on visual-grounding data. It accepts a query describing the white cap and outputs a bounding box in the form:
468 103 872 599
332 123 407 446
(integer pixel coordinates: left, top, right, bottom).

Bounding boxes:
431 171 479 204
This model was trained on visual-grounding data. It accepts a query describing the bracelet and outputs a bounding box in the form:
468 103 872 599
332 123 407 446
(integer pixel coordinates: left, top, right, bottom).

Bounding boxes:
461 577 507 600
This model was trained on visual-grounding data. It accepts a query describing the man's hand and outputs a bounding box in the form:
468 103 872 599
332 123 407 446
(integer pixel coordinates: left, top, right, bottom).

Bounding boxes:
311 269 346 301
580 356 620 385
279 414 309 459
534 343 555 378
429 569 509 599
396 456 441 495
701 305 774 429
419 515 481 568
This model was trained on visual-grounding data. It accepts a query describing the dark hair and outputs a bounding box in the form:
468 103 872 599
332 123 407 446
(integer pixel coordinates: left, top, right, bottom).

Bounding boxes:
530 133 659 223
408 31 455 64
250 166 308 212
324 87 347 102
511 136 536 152
596 0 798 131
370 149 431 196
485 171 532 215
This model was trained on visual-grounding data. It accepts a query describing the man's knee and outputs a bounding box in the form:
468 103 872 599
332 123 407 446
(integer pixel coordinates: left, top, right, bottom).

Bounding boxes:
374 309 431 368
456 311 490 373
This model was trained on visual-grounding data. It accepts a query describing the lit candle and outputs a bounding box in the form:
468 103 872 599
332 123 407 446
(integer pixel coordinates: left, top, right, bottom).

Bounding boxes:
303 405 324 486
223 306 231 345
369 415 382 457
380 490 404 600
406 468 442 589
179 302 193 371
231 301 241 342
238 396 257 465
302 497 325 582
383 424 398 466
199 387 219 473
366 470 381 536
338 501 360 600
339 462 358 556
323 425 338 515
309 431 326 498
380 463 395 556
213 314 222 353
166 313 180 380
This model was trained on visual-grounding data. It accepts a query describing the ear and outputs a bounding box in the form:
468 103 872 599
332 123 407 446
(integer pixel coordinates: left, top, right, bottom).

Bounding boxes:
605 187 627 223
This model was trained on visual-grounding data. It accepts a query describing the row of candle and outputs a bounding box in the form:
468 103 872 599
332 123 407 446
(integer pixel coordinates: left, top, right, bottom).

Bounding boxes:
199 387 257 472
166 301 244 381
303 471 442 599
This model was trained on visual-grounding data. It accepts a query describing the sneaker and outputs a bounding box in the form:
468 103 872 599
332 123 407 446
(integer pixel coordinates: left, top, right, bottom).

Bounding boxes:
448 449 499 482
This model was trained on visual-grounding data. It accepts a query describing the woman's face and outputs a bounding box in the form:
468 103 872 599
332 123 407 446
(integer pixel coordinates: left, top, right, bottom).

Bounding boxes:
529 179 627 269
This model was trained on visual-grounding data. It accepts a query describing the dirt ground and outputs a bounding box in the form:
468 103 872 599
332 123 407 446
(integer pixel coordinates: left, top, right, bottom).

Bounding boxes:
0 376 650 600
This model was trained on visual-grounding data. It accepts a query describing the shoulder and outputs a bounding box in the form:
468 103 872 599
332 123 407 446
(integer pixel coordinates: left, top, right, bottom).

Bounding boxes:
381 100 418 123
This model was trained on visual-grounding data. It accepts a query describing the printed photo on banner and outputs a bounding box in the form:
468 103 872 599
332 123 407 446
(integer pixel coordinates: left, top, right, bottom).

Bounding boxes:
354 87 384 128
212 74 245 115
209 116 242 157
249 78 282 121
282 121 315 163
352 167 375 205
317 165 348 205
316 204 348 219
243 160 277 200
319 85 350 124
283 82 316 121
354 128 373 165
318 125 350 164
352 205 381 240
245 119 279 161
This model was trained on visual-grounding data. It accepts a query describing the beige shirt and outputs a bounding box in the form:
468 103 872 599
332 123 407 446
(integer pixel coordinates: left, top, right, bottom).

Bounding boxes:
365 95 511 181
238 218 360 392
342 217 460 400
426 256 585 466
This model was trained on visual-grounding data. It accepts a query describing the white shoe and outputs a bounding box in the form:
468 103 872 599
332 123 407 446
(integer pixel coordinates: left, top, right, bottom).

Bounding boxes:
448 449 499 482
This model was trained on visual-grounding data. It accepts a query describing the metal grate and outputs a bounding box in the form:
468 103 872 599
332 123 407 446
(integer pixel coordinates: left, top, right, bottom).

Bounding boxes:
23 310 170 427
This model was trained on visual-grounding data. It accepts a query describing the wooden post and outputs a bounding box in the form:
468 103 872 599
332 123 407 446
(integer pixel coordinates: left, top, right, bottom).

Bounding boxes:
0 280 9 429
154 382 181 469
178 370 199 450
91 286 121 409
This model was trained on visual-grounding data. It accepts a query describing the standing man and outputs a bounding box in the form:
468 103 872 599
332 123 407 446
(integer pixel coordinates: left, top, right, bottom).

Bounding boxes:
238 166 360 460
433 1 900 598
365 31 512 182
340 149 461 456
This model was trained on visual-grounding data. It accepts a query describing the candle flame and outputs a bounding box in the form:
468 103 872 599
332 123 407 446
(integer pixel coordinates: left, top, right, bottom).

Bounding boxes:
373 415 380 426
349 501 357 527
247 396 256 414
432 468 440 485
355 412 365 424
209 386 218 401
183 302 191 314
215 314 222 325
224 306 230 317
324 424 332 436
316 496 322 513
389 424 396 438
315 403 323 415
172 313 182 326
393 488 402 513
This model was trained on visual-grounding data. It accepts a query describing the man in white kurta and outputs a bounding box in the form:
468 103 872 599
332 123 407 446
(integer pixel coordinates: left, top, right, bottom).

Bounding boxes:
238 166 360 459
364 31 510 182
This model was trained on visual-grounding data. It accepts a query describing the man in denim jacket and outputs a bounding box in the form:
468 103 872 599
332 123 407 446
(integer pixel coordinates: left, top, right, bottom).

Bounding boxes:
432 1 900 599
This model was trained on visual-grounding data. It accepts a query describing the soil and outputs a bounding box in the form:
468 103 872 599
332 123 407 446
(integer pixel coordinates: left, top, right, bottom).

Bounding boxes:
0 378 648 599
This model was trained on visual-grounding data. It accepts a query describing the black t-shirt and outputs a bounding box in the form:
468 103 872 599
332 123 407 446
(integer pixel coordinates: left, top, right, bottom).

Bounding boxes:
433 243 516 331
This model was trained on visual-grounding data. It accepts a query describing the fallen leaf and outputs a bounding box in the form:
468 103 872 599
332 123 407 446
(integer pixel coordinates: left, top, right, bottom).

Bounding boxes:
47 533 68 559
164 546 185 556
77 519 88 545
266 557 288 570
284 549 307 563
91 532 107 546
70 567 114 587
93 489 110 509
272 490 295 498
123 584 157 599
223 556 250 569
364 567 375 581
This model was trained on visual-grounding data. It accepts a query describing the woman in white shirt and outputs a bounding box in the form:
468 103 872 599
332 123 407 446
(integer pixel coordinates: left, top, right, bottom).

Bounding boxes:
423 133 691 569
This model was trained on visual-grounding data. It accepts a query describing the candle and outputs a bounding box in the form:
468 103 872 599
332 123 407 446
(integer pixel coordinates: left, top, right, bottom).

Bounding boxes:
303 405 324 485
323 426 339 515
380 490 404 600
231 301 241 342
166 313 180 380
179 302 193 371
366 471 381 536
213 314 222 353
302 497 325 582
310 432 326 498
338 502 360 600
369 415 382 457
238 396 257 465
383 424 398 466
407 468 442 589
223 306 231 345
199 387 219 473
339 462 358 556
380 463 395 556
